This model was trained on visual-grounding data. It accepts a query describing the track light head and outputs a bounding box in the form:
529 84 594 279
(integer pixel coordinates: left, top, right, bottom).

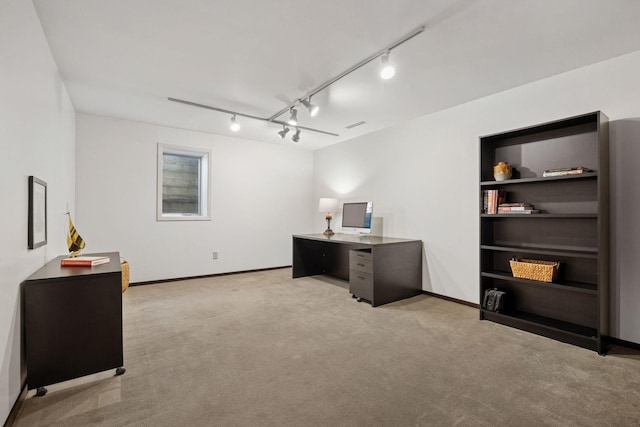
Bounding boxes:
278 125 290 139
288 108 298 126
380 51 395 80
292 128 301 143
230 114 240 131
301 98 319 117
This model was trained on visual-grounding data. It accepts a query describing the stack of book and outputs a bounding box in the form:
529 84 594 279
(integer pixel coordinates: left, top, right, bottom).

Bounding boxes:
482 190 506 214
60 256 110 267
498 203 539 214
542 166 593 177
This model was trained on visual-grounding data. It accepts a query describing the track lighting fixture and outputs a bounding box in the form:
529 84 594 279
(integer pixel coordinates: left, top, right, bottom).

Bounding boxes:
300 98 319 117
230 114 240 131
287 108 298 126
292 128 301 143
380 51 395 80
278 125 290 139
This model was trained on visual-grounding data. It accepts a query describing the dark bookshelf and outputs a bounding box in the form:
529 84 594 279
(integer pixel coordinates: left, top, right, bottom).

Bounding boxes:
479 111 609 354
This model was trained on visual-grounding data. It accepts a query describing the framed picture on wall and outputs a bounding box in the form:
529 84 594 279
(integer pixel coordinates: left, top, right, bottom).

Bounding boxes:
28 176 47 249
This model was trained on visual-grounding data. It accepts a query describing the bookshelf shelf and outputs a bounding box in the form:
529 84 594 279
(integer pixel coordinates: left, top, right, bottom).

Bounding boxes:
481 271 597 294
480 310 598 343
481 213 597 219
480 172 597 186
480 244 598 259
479 111 609 354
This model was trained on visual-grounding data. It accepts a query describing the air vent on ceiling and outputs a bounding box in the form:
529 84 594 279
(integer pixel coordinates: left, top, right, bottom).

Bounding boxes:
345 121 366 129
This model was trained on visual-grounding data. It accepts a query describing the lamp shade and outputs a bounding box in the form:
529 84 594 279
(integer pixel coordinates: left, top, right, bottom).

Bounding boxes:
318 198 338 213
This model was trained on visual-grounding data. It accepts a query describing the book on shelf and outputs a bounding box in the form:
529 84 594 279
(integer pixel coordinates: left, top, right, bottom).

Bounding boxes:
482 189 506 214
542 166 593 177
499 202 532 207
498 203 534 212
497 209 540 214
60 256 110 267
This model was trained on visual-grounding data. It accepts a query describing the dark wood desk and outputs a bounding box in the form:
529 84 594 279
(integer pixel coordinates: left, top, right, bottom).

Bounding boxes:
292 234 422 306
22 252 125 395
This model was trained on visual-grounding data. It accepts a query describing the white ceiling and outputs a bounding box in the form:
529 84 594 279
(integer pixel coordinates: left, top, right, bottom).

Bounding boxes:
33 0 640 150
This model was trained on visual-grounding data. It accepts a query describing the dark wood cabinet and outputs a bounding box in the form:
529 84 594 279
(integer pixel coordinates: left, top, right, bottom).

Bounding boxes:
22 252 125 394
479 112 609 353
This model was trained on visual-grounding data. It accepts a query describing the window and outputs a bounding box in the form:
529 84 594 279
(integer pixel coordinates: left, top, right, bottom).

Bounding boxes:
157 144 211 221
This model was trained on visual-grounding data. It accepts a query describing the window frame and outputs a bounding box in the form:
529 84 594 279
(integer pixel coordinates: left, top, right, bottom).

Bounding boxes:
157 143 211 221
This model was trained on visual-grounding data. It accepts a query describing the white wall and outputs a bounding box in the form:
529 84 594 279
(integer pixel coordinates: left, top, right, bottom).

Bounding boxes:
0 0 76 423
314 49 640 344
75 114 314 282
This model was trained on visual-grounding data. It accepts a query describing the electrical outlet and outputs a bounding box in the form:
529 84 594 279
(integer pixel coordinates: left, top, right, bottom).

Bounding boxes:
212 252 218 260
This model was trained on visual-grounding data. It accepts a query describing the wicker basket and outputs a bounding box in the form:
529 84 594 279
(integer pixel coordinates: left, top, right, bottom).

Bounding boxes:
509 258 559 282
121 260 130 293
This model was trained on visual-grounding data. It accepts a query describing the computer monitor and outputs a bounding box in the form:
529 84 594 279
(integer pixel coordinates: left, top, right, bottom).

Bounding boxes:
341 202 373 234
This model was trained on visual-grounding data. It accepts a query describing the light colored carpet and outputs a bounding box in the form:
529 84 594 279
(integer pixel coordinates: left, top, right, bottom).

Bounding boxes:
11 268 640 426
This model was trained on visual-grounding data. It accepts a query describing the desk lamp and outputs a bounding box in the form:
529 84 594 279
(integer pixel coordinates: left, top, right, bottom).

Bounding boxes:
318 198 338 235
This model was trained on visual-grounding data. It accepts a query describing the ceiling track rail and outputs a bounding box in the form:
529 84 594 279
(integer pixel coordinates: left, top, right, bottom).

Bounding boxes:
267 25 425 122
167 98 339 136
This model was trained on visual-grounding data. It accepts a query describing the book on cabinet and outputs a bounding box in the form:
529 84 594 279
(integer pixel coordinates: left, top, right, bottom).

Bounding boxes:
61 256 110 267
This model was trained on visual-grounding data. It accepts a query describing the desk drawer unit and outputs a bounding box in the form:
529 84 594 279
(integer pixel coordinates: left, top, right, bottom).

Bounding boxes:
350 250 373 273
350 249 373 302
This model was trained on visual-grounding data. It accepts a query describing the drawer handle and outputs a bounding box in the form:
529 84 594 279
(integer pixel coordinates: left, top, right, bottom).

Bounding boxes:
357 276 365 280
357 263 365 267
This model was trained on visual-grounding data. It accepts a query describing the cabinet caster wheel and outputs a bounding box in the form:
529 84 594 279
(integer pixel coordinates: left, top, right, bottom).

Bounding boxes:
35 387 47 397
356 297 362 303
352 294 357 299
115 367 126 376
